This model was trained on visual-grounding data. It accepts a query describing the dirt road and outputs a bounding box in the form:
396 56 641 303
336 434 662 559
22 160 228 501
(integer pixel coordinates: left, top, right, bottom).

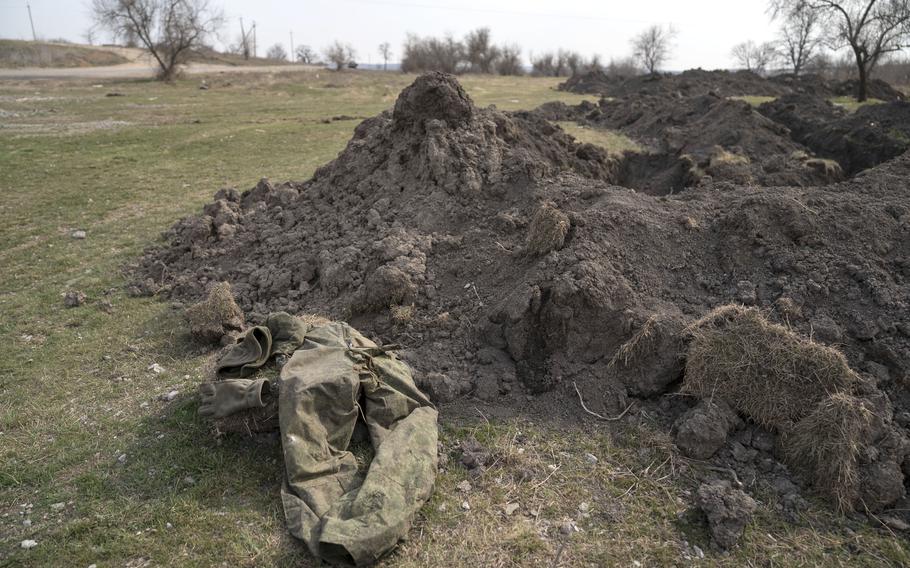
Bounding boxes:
0 45 321 80
0 61 321 80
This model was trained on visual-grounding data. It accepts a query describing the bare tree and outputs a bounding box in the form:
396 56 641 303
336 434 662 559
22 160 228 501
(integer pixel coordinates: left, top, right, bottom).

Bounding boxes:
465 28 501 73
565 51 583 75
631 24 677 74
295 44 316 64
770 0 910 100
731 40 779 73
325 40 356 71
84 28 98 45
496 44 523 75
91 0 223 81
774 0 823 74
606 56 641 77
401 33 464 73
266 43 287 61
378 41 392 70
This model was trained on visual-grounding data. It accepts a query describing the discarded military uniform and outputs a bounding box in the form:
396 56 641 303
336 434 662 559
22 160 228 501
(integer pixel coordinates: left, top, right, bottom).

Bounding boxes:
199 315 438 566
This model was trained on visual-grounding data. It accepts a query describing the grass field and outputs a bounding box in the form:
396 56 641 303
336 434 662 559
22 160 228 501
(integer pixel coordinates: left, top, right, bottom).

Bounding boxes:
0 40 129 68
1 71 907 567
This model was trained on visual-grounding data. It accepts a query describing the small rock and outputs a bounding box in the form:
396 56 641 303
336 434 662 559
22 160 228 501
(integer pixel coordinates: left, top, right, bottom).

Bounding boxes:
461 500 470 511
456 480 472 493
71 230 86 239
183 475 196 485
64 290 87 308
23 519 32 527
881 515 910 531
693 544 705 559
165 522 173 529
147 363 165 374
731 441 758 463
503 502 520 516
21 539 38 549
583 453 598 466
159 390 179 402
117 453 127 464
559 521 575 536
49 502 65 511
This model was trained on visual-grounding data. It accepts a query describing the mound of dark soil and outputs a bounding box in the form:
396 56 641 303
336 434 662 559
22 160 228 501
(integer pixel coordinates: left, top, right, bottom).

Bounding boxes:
761 96 910 175
757 93 847 141
557 69 624 94
834 78 905 102
134 73 910 515
544 93 839 190
561 67 905 104
561 69 793 98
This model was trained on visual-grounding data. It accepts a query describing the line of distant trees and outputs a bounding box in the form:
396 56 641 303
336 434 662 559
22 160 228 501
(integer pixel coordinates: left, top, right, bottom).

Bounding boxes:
400 25 676 77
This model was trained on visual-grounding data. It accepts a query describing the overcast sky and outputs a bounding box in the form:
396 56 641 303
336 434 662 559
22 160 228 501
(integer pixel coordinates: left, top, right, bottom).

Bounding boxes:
1 0 787 69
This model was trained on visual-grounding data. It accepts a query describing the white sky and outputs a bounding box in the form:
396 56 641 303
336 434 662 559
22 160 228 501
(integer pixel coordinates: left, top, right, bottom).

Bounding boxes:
0 0 786 69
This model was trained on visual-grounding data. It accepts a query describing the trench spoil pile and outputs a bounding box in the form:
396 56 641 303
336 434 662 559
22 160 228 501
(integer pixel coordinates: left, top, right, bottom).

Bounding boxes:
760 96 910 175
559 68 906 102
539 93 840 191
136 73 910 512
559 69 793 98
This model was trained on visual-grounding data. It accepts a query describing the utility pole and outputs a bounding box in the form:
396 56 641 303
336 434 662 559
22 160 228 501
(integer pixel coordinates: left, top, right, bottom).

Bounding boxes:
240 17 249 59
252 22 257 58
26 2 37 41
290 31 294 62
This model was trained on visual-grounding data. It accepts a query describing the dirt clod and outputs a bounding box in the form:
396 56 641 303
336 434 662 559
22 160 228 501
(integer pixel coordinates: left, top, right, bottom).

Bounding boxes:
64 290 86 307
696 480 757 549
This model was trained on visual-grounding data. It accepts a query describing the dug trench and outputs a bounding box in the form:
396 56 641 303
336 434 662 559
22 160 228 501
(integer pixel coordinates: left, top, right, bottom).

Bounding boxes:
133 72 910 547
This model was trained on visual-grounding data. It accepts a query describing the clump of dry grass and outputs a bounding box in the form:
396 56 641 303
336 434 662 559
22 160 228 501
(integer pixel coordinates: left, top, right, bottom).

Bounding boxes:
782 392 873 512
390 303 415 324
804 158 844 182
184 282 245 344
705 147 753 184
526 203 570 256
683 305 858 431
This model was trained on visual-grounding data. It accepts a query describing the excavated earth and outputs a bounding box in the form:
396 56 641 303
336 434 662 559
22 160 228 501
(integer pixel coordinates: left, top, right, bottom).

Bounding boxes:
134 72 910 524
559 68 906 102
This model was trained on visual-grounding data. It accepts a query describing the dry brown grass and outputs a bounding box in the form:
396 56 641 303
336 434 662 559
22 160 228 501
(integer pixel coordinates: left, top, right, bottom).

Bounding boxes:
390 304 415 324
184 281 244 344
683 305 858 431
526 203 570 256
804 157 844 182
782 392 873 512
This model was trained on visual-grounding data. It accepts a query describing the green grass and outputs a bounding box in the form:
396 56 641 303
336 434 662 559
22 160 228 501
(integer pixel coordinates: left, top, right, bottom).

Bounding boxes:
0 39 129 68
554 121 643 155
729 95 777 107
830 96 885 112
0 71 906 566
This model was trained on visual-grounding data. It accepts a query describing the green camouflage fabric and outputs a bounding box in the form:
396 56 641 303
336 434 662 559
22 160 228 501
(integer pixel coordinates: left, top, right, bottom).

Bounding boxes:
215 311 308 377
215 325 273 378
198 378 271 419
278 322 438 566
203 317 438 565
